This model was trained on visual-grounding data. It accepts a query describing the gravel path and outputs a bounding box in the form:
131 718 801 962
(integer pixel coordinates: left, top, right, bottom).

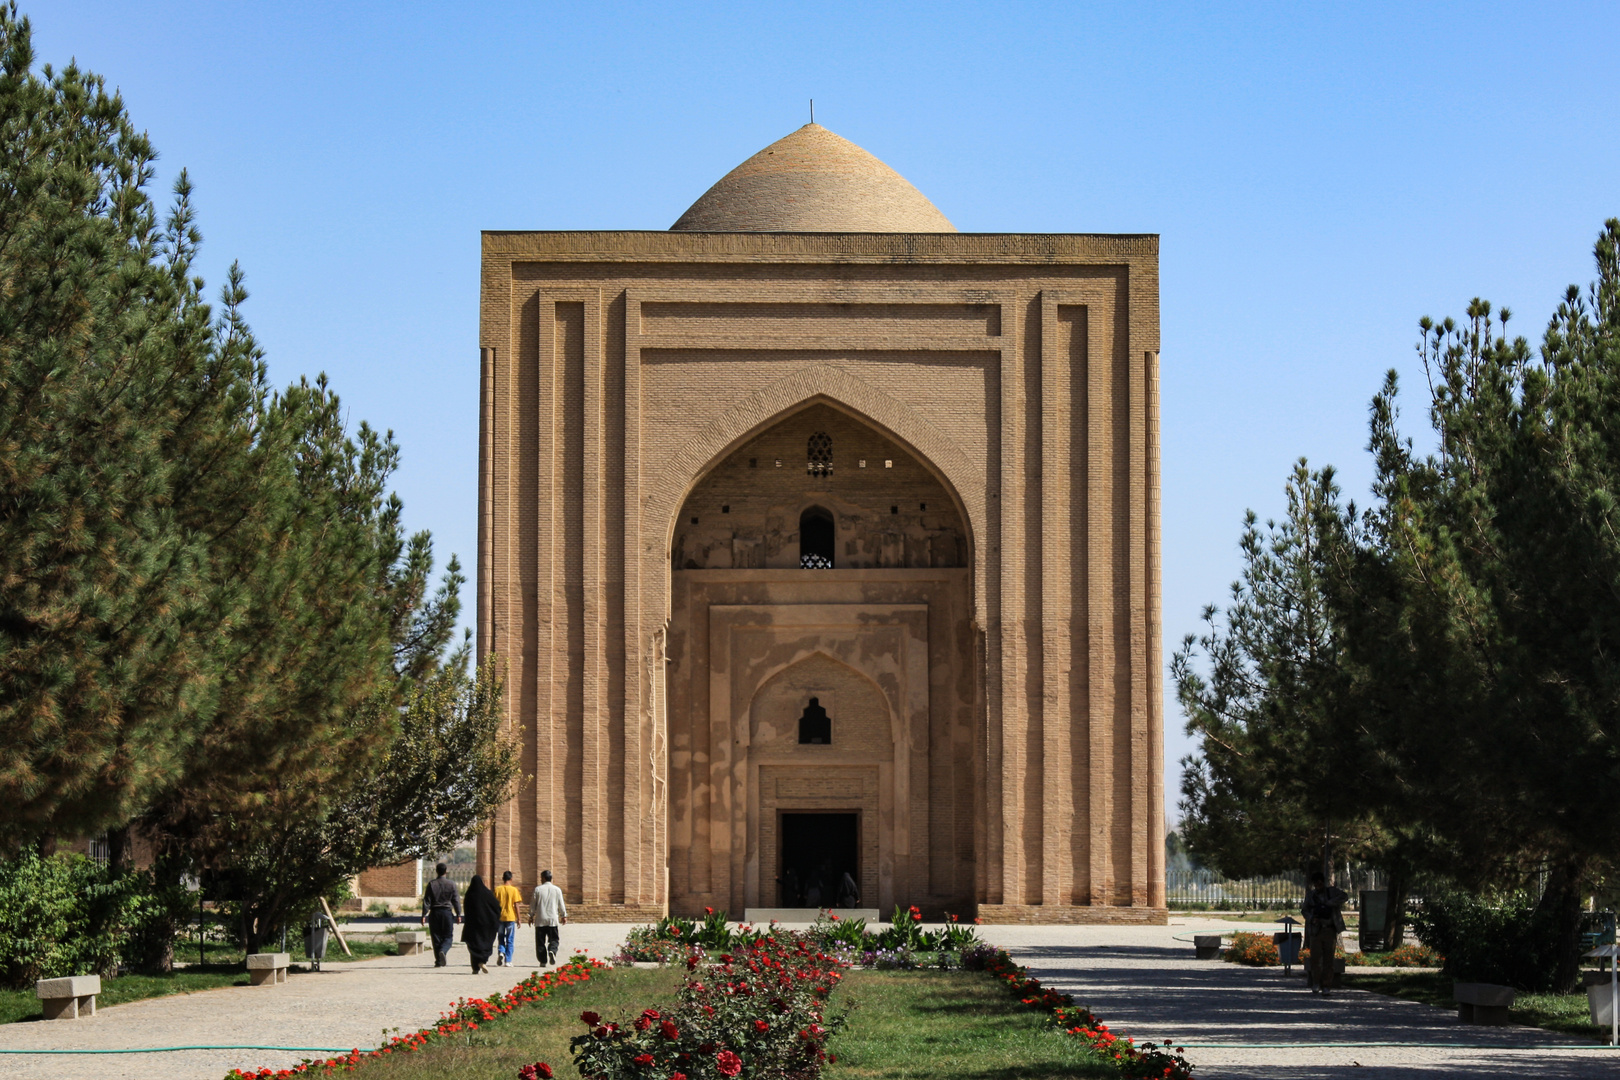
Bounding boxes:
0 924 637 1080
992 919 1620 1078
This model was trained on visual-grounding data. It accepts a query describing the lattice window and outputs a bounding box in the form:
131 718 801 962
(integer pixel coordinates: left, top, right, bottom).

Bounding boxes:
807 432 833 476
799 506 835 569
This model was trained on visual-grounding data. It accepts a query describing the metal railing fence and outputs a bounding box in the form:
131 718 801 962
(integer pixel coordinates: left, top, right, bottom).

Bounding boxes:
1167 867 1386 911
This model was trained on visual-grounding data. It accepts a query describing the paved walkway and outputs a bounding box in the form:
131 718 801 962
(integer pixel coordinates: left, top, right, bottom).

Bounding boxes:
4 918 1619 1079
0 924 638 1080
994 919 1620 1079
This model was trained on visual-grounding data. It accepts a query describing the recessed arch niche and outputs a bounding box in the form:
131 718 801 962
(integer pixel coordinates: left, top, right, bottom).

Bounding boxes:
665 400 977 917
671 403 969 572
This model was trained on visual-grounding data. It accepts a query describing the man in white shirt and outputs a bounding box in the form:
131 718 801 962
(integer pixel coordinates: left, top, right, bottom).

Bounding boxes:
529 868 567 966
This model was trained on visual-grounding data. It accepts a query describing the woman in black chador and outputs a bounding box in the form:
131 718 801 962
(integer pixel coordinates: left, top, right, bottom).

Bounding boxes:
461 875 501 974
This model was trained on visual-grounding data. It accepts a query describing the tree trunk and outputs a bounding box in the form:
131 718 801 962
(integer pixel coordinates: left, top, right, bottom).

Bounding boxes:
1533 855 1588 993
107 825 131 878
1380 868 1409 951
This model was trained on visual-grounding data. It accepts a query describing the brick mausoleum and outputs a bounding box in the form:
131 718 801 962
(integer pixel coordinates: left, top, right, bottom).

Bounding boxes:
473 124 1165 924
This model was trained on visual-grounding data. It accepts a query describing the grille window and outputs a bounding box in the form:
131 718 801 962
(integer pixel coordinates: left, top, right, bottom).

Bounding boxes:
800 506 835 569
807 432 832 476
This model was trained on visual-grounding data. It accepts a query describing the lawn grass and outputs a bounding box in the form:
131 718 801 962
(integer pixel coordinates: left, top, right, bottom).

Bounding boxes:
0 941 400 1024
1343 969 1602 1040
0 964 251 1024
274 965 684 1079
825 969 1118 1079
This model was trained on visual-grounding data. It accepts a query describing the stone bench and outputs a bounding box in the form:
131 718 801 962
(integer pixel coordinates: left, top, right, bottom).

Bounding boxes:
1454 981 1515 1024
36 975 100 1020
1193 934 1223 960
396 930 430 956
246 952 290 986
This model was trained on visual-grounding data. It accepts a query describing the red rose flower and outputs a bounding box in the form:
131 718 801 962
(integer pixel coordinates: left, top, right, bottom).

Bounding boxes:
716 1050 742 1077
753 1019 768 1032
581 1011 601 1026
642 1009 661 1020
633 1054 655 1067
661 1020 680 1040
672 1075 688 1080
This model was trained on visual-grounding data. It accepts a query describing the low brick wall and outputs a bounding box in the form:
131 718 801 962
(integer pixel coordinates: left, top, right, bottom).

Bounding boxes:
565 904 667 924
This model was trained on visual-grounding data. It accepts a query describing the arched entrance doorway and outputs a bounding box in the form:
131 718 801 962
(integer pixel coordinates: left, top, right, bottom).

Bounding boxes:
664 402 977 917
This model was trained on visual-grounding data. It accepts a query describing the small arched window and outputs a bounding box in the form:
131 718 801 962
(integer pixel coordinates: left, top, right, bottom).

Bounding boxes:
800 506 834 569
798 697 831 744
807 432 832 476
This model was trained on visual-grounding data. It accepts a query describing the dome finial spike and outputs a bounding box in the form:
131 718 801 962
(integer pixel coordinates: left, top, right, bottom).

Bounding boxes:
810 98 814 125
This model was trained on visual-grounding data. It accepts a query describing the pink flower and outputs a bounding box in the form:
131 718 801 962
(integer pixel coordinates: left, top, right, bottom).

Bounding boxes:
716 1050 742 1077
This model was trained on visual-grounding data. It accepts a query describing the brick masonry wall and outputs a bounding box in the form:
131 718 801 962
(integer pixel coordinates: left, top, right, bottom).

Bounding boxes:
477 232 1163 925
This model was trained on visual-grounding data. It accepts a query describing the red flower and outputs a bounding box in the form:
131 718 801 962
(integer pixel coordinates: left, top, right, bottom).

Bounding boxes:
753 1019 769 1032
581 1011 601 1026
633 1053 655 1067
705 906 715 915
672 1075 688 1080
642 1008 662 1020
716 1050 743 1077
661 1020 680 1040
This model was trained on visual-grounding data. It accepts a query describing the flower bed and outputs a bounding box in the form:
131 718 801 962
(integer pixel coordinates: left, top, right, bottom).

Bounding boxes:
570 935 847 1080
617 907 983 966
1222 931 1279 966
224 956 609 1079
1347 942 1442 967
977 950 1195 1080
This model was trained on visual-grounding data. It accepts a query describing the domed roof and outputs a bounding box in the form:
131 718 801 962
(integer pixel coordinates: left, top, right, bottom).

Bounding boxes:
670 124 956 233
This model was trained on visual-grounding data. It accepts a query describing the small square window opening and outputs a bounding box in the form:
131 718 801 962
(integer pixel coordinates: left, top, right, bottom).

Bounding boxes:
884 459 893 468
721 505 730 514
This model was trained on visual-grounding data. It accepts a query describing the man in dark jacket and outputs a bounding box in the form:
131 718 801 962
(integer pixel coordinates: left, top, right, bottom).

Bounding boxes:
1302 871 1348 994
421 862 462 967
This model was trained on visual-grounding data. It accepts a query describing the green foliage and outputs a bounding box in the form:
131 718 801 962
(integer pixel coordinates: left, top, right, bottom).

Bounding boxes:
1409 888 1567 991
1173 463 1386 878
0 5 271 847
0 851 187 988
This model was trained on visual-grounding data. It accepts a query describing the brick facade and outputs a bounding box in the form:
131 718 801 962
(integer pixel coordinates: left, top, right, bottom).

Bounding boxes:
477 132 1164 924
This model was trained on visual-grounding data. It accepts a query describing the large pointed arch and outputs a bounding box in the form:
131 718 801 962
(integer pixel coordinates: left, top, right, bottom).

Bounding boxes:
647 363 986 572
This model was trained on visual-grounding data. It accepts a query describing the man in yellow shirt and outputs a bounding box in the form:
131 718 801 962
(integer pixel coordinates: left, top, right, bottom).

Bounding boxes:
494 870 523 967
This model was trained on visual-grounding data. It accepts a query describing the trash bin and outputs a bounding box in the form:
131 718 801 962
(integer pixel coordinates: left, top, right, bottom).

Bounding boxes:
1273 931 1301 967
1193 934 1222 960
304 910 329 970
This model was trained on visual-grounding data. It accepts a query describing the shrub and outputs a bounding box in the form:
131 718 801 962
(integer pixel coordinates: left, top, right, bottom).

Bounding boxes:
1223 931 1279 966
0 851 186 987
1410 888 1561 990
570 936 847 1080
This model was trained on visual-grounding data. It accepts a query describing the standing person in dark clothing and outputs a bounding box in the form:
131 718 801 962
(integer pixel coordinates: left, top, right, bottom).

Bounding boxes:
1302 871 1348 995
461 875 501 974
421 862 462 967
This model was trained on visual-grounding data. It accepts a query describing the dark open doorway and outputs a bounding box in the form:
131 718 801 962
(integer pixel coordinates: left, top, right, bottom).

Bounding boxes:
778 812 860 908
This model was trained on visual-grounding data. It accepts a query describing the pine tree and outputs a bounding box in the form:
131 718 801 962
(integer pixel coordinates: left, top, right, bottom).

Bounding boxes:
1333 221 1620 989
1174 463 1383 879
0 6 268 849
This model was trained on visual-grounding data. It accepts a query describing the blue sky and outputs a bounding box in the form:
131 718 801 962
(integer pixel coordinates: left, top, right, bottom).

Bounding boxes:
31 1 1619 826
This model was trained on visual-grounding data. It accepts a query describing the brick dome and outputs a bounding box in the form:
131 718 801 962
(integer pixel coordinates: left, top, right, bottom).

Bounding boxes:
670 124 956 233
